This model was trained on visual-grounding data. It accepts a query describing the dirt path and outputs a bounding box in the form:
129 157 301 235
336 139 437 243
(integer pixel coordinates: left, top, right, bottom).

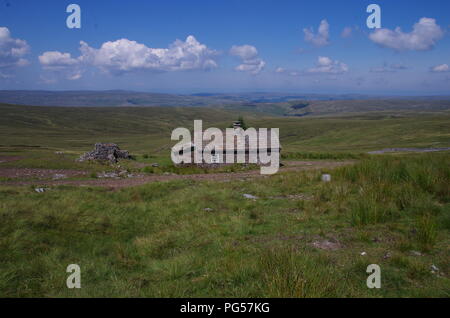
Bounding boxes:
1 160 354 189
0 168 88 179
0 156 23 164
368 147 450 154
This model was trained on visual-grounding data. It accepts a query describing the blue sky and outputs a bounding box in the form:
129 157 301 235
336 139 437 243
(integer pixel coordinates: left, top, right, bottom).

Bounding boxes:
0 0 449 94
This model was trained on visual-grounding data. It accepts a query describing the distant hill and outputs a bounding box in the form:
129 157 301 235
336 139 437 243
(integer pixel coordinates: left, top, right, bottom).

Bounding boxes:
191 92 450 103
0 103 263 151
0 90 240 107
227 99 450 116
0 90 449 117
0 103 448 153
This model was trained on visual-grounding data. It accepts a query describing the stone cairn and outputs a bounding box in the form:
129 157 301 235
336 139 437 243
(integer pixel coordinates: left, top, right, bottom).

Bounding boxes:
78 143 132 163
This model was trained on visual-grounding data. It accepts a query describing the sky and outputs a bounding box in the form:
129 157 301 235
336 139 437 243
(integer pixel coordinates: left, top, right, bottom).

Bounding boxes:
0 0 449 94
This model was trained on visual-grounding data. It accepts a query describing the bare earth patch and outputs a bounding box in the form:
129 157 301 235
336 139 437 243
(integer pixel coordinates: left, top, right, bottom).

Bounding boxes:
1 160 354 189
0 168 88 180
0 156 23 164
311 239 343 251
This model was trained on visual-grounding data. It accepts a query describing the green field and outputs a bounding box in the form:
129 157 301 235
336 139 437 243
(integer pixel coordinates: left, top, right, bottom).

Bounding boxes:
0 104 449 297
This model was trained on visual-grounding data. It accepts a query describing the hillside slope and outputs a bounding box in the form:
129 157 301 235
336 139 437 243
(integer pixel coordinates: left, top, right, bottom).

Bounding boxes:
1 103 449 154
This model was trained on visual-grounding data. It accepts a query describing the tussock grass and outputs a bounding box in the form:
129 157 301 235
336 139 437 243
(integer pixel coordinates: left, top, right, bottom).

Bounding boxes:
0 153 448 297
257 247 352 297
334 154 449 227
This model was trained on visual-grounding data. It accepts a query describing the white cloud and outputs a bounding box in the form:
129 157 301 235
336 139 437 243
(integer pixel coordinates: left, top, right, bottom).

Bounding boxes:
341 27 353 38
38 51 82 80
230 44 265 75
431 64 449 72
369 18 444 51
39 51 80 68
79 35 218 74
303 20 330 47
275 67 285 73
229 44 258 60
306 56 348 74
39 35 219 80
0 27 29 69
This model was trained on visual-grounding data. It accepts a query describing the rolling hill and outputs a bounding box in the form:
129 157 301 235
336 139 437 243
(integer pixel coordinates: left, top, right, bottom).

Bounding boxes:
0 91 449 118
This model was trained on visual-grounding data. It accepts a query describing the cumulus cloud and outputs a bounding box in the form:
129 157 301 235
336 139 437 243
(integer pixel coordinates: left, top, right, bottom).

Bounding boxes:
369 18 444 51
306 56 348 74
38 51 82 80
79 35 218 74
39 51 79 68
230 44 265 75
430 64 449 72
303 20 330 47
39 35 218 80
0 27 29 69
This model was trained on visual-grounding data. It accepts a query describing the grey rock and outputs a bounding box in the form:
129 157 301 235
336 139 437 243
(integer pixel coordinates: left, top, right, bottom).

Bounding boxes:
78 143 132 163
151 163 159 167
410 250 422 256
97 172 119 179
35 188 47 193
321 174 331 182
52 174 66 180
431 264 439 272
243 194 258 200
204 208 214 212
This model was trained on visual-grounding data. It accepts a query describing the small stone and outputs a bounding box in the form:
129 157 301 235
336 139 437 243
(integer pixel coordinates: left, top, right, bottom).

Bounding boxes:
52 174 66 180
151 163 159 167
98 172 119 178
431 265 439 272
34 188 46 193
321 174 331 182
410 250 422 256
383 252 391 259
243 194 258 200
360 252 367 256
204 208 214 212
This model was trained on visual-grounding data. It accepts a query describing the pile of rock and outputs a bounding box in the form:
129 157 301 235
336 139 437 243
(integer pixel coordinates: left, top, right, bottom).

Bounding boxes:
78 143 132 163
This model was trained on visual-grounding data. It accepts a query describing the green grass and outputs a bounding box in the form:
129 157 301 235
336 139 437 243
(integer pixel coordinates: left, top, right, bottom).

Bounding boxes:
0 153 448 297
0 105 449 297
1 104 449 157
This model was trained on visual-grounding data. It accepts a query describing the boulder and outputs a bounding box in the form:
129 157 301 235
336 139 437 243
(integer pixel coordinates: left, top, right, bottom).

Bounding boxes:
78 143 132 163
